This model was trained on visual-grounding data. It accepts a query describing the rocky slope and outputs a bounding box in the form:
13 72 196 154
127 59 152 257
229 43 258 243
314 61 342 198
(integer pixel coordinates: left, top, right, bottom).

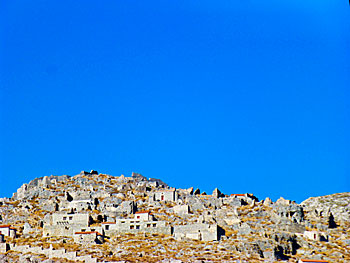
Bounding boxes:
0 171 349 263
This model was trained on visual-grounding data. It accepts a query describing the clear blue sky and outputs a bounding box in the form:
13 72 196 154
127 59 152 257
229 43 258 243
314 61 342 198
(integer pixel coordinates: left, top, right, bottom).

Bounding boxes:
0 1 349 203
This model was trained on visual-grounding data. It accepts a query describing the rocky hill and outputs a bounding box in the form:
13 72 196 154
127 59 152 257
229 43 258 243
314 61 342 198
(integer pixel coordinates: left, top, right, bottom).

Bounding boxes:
0 171 349 263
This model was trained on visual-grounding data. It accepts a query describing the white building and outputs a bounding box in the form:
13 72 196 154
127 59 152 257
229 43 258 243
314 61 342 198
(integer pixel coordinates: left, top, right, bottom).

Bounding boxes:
0 225 16 238
303 231 328 242
134 211 153 221
150 189 178 202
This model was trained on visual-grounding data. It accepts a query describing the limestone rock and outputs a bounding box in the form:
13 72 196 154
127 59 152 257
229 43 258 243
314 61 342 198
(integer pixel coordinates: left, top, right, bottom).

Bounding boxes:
23 223 32 235
263 197 272 206
193 188 200 195
212 188 222 198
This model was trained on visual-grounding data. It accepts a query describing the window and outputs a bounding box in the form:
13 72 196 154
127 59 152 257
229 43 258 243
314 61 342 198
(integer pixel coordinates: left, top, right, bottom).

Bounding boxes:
105 225 110 230
131 221 134 223
130 226 134 229
91 229 95 231
153 224 156 227
81 229 86 232
147 224 151 228
69 217 73 220
63 217 67 220
136 225 140 229
137 216 140 219
121 221 125 224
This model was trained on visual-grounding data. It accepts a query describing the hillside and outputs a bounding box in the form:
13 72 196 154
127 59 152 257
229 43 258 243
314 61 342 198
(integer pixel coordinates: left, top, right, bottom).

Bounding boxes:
0 171 349 262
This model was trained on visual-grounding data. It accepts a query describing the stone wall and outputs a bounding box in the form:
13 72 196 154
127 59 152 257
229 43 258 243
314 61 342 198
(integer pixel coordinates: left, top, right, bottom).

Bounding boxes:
73 232 104 244
173 223 218 241
9 244 97 263
60 200 94 212
43 212 92 237
0 243 9 253
102 219 171 236
52 213 89 226
43 224 102 237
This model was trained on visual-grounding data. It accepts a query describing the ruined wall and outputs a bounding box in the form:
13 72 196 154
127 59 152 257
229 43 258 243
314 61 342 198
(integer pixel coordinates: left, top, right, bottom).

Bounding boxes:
52 213 89 226
73 232 103 244
0 243 9 253
173 223 218 241
43 225 102 237
9 244 97 263
103 219 171 236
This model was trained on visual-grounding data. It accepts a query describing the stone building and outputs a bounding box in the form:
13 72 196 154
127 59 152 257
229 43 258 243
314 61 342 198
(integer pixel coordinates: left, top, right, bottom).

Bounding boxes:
303 231 328 242
134 211 154 221
173 223 219 241
149 189 178 202
0 225 16 238
43 212 102 237
64 199 94 212
102 217 171 236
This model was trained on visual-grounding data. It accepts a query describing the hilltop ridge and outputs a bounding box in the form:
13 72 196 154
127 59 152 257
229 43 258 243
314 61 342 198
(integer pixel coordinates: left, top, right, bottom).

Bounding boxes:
0 170 349 262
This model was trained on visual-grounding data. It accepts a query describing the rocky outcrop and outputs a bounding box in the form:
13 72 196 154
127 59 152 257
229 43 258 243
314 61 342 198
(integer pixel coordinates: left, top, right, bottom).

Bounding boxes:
1 171 349 262
301 192 350 225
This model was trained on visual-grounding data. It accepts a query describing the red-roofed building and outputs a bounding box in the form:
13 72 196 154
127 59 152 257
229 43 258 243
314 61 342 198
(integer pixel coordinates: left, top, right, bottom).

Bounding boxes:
0 225 16 238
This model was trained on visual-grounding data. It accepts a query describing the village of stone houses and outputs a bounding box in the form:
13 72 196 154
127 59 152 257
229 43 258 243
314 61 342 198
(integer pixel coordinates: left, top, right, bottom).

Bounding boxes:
0 171 349 263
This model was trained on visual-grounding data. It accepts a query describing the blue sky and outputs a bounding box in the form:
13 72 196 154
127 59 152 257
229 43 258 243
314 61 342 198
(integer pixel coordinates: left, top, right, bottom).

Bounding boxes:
0 1 349 202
